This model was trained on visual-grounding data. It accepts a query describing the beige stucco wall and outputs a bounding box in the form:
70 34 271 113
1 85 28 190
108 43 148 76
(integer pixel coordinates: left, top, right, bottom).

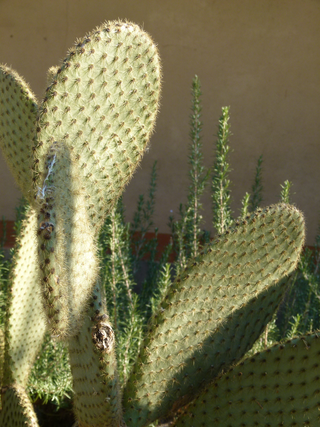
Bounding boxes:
0 0 319 244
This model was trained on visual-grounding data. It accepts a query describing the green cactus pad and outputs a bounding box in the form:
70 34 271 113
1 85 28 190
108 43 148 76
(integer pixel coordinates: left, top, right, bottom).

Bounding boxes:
68 280 122 427
0 65 38 203
36 142 98 338
3 208 46 387
34 20 161 232
123 204 305 426
173 333 320 426
0 385 39 426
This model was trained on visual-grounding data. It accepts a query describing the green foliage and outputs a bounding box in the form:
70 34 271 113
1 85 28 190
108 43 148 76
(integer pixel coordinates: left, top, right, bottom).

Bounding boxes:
0 251 9 328
169 75 209 273
185 75 210 258
99 197 144 385
212 106 234 234
27 334 72 408
249 154 263 212
240 191 250 219
131 162 158 257
280 179 293 203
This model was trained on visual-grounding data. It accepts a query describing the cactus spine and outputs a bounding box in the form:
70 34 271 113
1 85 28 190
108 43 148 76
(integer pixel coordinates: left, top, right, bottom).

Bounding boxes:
0 19 318 427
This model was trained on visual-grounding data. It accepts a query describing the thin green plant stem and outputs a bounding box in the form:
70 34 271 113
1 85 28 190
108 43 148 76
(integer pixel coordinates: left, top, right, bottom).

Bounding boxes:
240 192 251 218
250 154 263 212
187 75 210 258
212 106 233 234
280 180 292 203
117 234 134 309
131 162 157 274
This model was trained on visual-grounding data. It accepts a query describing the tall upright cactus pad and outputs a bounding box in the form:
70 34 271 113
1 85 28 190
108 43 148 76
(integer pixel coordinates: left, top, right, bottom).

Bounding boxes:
33 20 161 231
0 208 45 426
123 204 305 426
3 208 46 387
0 65 38 203
37 142 98 338
173 333 320 426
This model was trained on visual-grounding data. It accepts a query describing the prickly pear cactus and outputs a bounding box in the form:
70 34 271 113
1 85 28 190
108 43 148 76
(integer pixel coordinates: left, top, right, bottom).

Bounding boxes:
0 18 317 427
36 142 99 338
0 64 43 426
33 20 161 339
68 281 122 427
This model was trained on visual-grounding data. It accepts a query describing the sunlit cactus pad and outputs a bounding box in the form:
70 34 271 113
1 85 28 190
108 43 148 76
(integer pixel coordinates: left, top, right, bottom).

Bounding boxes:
3 208 46 387
34 20 161 229
0 65 38 202
36 143 98 338
32 20 162 339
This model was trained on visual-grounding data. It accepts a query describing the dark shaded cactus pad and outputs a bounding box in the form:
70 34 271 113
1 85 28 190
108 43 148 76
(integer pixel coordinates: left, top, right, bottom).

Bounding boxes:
173 333 320 426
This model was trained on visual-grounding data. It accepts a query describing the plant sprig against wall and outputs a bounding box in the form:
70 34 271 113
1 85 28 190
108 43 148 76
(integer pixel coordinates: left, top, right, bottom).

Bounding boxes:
0 20 319 427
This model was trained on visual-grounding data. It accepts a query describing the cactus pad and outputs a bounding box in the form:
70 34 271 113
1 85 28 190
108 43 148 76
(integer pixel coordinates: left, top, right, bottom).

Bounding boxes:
3 208 46 387
34 20 161 231
36 142 98 338
173 333 320 426
123 204 305 426
0 65 38 203
0 385 39 426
